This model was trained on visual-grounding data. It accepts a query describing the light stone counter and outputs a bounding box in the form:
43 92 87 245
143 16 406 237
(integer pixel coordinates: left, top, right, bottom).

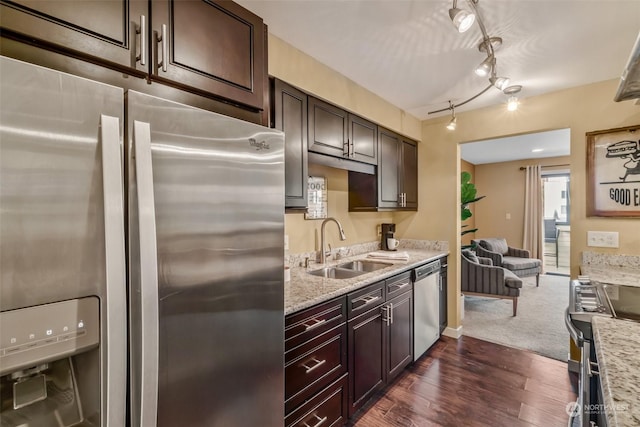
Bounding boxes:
581 251 640 288
285 247 447 315
580 265 640 288
592 316 640 427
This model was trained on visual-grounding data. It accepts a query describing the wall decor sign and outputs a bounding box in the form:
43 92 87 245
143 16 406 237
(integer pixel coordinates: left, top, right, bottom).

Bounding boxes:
587 125 640 217
305 176 328 220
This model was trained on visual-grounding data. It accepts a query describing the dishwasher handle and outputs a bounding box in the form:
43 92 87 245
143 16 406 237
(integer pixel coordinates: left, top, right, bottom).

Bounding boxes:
414 260 441 281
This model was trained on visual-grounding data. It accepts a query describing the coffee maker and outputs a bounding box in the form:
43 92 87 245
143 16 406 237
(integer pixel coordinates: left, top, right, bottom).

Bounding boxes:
381 223 396 251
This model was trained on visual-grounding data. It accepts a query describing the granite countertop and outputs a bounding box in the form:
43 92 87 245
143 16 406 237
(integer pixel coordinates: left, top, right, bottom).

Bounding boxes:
580 265 640 288
591 316 640 427
284 248 447 315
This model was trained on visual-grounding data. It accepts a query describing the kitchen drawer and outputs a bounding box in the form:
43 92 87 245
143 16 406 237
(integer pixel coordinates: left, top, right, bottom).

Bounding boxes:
285 323 347 413
286 296 346 352
285 373 349 427
347 280 384 320
385 271 412 299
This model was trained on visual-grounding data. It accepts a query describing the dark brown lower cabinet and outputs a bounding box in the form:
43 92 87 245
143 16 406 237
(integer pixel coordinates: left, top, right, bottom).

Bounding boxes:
347 304 385 416
386 291 413 381
347 282 413 417
286 272 416 425
285 374 349 427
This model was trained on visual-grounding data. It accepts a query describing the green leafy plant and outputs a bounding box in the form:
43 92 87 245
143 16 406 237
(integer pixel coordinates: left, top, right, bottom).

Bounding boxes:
461 171 485 237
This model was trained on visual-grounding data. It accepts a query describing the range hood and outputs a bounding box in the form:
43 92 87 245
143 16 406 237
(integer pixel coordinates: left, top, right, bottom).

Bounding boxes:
614 30 640 102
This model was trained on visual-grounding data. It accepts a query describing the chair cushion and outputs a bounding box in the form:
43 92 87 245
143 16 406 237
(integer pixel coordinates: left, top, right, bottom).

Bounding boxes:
462 249 479 264
502 256 542 271
479 238 509 255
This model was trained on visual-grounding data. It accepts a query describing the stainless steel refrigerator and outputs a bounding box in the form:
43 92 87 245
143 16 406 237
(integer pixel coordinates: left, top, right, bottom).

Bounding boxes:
0 56 285 426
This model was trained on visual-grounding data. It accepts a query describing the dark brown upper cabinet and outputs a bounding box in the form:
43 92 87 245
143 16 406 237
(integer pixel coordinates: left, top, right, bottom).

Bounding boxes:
378 127 417 209
0 0 148 74
271 78 308 210
349 128 418 211
308 97 377 166
1 0 265 111
150 0 265 110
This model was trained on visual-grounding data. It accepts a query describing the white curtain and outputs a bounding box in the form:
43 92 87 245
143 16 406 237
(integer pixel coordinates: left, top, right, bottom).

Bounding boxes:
523 165 543 259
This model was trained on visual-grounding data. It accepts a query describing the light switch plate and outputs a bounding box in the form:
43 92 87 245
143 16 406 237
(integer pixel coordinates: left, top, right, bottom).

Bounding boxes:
587 231 619 248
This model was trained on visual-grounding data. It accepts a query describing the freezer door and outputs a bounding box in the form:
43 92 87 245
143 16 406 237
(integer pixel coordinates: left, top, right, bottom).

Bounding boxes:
0 57 127 426
127 91 285 427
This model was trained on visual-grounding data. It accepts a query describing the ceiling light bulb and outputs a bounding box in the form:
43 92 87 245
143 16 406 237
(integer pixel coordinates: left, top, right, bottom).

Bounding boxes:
446 116 457 130
475 56 493 77
449 8 476 33
490 76 510 90
507 96 519 111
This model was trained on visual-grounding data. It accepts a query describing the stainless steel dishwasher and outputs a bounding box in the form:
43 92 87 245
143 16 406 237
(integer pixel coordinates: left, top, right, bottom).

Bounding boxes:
413 260 441 361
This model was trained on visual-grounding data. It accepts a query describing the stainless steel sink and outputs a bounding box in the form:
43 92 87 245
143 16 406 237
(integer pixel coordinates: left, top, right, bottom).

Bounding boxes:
337 260 393 272
307 267 365 279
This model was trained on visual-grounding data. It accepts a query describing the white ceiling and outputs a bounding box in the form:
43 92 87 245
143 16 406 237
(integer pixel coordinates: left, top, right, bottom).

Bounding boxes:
237 0 640 120
460 128 571 164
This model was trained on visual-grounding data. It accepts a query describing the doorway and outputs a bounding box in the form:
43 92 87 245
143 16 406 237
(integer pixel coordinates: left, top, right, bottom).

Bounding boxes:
542 173 570 276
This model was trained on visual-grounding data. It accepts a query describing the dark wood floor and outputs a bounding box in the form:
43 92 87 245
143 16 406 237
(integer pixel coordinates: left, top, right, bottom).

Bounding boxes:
350 336 577 427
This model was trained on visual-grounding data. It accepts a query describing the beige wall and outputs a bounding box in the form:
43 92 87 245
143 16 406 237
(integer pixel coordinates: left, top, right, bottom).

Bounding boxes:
415 80 640 330
286 164 394 254
473 156 570 246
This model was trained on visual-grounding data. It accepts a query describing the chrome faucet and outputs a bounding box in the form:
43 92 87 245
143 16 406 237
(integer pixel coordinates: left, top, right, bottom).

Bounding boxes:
319 217 346 264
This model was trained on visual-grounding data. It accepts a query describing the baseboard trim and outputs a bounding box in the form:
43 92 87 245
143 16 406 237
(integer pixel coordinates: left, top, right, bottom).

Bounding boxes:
443 326 463 339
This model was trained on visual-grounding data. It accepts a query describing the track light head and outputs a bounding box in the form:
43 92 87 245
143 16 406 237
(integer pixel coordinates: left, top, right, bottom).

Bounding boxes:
449 7 475 33
503 85 522 111
490 76 510 90
475 56 493 77
446 116 457 130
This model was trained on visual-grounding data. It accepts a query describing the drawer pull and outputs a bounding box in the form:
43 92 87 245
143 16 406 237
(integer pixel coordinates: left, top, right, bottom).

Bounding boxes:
390 282 410 292
301 357 326 374
302 318 326 331
302 414 328 427
353 295 381 309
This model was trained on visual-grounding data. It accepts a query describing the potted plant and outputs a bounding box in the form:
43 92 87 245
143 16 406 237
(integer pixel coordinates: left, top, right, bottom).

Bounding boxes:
461 171 484 248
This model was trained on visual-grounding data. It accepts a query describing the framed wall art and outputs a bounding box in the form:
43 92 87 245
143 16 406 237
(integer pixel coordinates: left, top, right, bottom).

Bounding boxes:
586 125 640 217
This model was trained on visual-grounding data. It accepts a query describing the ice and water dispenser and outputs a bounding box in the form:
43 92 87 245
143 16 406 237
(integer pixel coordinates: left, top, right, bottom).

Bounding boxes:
0 297 101 426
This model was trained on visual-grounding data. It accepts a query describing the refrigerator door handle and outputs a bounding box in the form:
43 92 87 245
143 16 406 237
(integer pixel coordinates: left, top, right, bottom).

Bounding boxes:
100 115 127 427
133 120 160 427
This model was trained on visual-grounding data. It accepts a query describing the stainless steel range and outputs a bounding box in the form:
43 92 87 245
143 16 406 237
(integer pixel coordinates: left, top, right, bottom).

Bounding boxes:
566 278 640 427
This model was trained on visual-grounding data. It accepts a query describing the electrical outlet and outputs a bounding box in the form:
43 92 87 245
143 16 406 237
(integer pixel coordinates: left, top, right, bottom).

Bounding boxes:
587 231 619 248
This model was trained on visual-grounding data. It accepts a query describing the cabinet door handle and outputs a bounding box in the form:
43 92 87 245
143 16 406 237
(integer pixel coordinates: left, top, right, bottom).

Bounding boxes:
353 295 381 309
302 318 326 331
136 15 147 66
302 414 328 427
157 24 168 72
301 357 326 374
389 302 394 325
343 138 350 157
381 305 390 326
350 138 354 157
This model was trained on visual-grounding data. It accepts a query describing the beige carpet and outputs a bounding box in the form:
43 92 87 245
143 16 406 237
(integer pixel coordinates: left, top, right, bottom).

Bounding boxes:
462 274 570 361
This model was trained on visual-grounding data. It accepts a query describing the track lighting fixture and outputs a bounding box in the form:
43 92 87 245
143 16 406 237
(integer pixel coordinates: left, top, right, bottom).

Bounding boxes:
429 0 524 124
504 85 522 111
475 55 493 77
449 1 475 33
446 102 457 130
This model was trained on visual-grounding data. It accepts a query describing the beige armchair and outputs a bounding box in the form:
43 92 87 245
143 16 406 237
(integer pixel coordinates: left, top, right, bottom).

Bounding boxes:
473 238 542 286
461 250 523 316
